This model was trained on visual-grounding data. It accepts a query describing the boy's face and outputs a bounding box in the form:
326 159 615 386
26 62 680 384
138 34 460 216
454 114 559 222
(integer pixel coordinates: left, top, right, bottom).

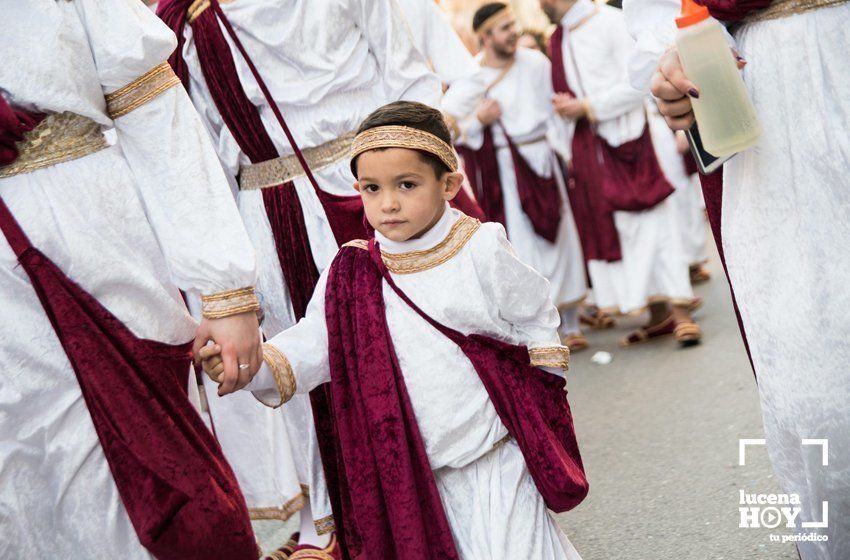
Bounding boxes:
354 147 463 243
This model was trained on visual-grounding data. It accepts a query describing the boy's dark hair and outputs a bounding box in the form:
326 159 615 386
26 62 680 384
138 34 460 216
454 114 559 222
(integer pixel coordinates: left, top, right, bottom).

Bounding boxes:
472 2 508 32
352 101 452 179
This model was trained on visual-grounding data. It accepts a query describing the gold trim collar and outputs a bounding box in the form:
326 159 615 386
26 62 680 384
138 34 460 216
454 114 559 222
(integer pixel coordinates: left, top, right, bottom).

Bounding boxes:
343 214 481 274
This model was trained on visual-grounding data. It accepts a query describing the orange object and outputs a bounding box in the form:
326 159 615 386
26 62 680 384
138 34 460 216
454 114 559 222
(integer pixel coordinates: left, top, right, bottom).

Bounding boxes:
676 0 710 28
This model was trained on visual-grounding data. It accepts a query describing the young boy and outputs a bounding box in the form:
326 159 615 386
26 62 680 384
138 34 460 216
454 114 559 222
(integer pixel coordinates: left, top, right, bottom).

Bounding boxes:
202 101 587 560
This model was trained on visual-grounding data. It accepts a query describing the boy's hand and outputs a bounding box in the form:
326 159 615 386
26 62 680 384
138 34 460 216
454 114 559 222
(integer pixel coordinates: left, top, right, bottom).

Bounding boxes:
198 344 229 393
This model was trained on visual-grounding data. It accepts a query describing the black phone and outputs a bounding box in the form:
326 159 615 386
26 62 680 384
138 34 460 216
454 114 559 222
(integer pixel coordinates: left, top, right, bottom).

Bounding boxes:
684 123 731 175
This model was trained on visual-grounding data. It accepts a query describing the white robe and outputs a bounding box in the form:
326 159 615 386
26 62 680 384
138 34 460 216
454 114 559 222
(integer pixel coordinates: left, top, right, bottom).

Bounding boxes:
395 0 478 86
556 0 693 314
249 207 582 560
625 3 850 558
442 48 588 310
177 0 442 523
0 2 257 558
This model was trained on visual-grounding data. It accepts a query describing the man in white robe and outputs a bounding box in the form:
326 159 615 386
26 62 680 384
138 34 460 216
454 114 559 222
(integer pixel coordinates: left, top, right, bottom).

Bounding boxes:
162 0 441 549
442 3 589 350
1 2 261 557
541 0 701 347
625 2 850 557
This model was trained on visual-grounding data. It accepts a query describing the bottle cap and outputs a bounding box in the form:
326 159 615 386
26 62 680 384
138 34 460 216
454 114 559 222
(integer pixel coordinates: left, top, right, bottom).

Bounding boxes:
676 0 710 28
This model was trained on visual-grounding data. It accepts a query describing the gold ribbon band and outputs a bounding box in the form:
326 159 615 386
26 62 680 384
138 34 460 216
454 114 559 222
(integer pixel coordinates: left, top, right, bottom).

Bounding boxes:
350 125 459 173
0 112 107 179
529 345 570 370
200 286 261 319
238 132 355 191
187 0 211 23
745 0 847 22
105 62 182 120
476 6 515 37
262 343 297 408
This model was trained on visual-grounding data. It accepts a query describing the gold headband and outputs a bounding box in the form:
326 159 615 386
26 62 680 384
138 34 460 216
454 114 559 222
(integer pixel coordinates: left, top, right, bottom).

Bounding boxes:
476 6 516 37
350 125 458 173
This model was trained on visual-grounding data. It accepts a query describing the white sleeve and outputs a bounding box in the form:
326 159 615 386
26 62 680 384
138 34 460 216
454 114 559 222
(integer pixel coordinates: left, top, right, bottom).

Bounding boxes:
473 225 563 343
246 269 331 407
441 70 489 149
350 0 442 106
623 0 680 91
583 13 645 122
623 0 736 92
422 2 478 86
75 0 256 296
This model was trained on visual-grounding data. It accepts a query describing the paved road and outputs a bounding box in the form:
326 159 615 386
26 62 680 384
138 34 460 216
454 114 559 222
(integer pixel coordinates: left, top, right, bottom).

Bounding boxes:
556 249 798 560
255 245 799 560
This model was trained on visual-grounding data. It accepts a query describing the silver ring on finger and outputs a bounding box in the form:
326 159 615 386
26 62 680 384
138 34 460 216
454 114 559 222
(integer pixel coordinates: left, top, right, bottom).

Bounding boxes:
238 363 250 370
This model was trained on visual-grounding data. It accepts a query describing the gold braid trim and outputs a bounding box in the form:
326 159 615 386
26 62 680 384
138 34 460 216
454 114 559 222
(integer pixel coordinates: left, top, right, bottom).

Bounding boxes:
0 112 107 178
262 343 297 407
745 0 847 22
248 491 306 521
288 534 338 559
187 0 211 22
380 215 480 274
239 133 355 191
314 514 336 535
351 125 458 172
475 6 515 37
529 345 570 370
201 286 260 319
105 62 181 119
342 239 369 250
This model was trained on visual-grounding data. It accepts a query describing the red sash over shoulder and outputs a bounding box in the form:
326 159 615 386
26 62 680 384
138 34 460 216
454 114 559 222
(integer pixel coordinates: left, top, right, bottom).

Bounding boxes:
0 197 256 559
458 123 562 242
319 238 588 558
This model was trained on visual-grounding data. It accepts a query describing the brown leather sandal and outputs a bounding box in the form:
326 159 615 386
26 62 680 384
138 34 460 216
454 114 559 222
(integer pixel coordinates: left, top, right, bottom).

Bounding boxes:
580 308 616 330
562 333 589 352
619 316 675 347
690 264 712 285
674 321 703 347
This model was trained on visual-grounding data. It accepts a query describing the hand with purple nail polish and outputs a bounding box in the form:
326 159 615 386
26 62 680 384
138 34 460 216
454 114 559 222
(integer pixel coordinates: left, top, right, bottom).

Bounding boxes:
651 46 744 131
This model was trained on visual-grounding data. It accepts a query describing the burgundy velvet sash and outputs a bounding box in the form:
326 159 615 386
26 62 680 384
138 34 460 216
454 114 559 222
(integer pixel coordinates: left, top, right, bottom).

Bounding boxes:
0 197 256 559
321 240 588 557
549 26 620 262
550 25 674 215
0 97 43 165
457 124 561 242
158 0 366 317
696 0 773 21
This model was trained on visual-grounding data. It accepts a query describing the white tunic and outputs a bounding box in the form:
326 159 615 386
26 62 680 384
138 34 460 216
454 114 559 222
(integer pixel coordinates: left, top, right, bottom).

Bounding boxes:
176 0 442 522
442 48 588 310
395 0 478 85
625 3 850 558
249 208 582 560
557 0 692 314
0 2 257 558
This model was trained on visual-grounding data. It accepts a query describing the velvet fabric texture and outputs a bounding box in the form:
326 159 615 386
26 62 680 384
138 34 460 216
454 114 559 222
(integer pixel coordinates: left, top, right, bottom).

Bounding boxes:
550 25 674 216
457 125 561 242
0 196 257 560
696 0 773 20
0 97 43 166
319 240 588 558
548 25 622 262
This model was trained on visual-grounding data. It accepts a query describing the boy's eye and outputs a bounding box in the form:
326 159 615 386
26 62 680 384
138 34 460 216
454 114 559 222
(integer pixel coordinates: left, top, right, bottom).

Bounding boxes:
399 181 417 190
362 183 379 193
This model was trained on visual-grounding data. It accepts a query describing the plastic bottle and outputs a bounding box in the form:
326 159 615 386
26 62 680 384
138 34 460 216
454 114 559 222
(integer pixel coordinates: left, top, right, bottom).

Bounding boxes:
675 0 761 156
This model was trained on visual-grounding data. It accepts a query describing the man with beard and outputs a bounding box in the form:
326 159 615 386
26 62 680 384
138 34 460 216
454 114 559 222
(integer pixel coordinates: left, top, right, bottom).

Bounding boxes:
442 2 589 351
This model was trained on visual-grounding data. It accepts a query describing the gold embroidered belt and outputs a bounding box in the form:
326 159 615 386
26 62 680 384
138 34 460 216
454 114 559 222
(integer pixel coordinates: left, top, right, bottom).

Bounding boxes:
745 0 847 22
0 112 108 179
238 132 355 191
